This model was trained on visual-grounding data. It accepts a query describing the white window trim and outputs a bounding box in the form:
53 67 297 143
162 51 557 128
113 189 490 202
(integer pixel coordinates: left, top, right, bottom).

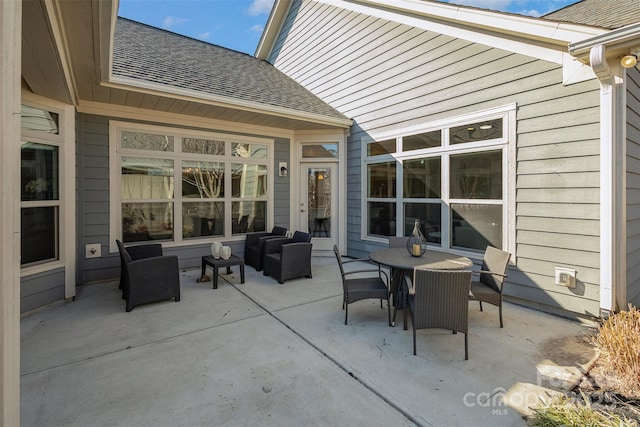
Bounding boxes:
20 98 76 299
109 121 274 253
361 105 516 258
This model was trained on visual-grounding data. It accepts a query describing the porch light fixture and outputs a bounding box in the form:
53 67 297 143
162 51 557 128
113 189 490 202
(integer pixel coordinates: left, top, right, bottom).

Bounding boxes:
621 54 638 68
279 161 288 177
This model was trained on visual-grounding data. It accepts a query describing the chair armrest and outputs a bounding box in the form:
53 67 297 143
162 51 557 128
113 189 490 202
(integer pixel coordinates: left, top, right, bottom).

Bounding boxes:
263 237 292 255
471 269 507 278
342 258 377 266
343 268 388 283
279 242 312 262
245 232 271 247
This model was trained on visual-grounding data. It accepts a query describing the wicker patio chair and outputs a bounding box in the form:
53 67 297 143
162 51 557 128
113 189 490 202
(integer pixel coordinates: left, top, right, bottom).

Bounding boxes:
333 245 391 326
403 268 472 359
468 246 511 328
244 226 287 271
116 240 180 312
262 231 313 284
388 236 410 306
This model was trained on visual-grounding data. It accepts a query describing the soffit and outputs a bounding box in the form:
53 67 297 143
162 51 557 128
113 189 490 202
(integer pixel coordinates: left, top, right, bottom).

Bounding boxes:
22 0 72 104
41 1 350 131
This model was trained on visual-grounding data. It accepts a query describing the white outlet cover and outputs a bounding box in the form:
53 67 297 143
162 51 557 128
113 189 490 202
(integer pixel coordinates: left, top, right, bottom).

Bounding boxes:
554 267 576 288
85 243 101 259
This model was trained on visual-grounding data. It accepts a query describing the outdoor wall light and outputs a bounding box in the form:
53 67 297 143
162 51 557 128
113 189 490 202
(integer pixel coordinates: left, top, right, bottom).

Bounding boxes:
621 54 638 69
279 161 288 177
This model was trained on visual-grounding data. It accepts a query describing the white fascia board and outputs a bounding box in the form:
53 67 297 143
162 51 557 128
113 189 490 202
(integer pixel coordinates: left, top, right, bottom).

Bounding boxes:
255 0 292 59
99 0 118 83
78 100 296 140
44 0 79 104
103 77 353 129
321 0 605 65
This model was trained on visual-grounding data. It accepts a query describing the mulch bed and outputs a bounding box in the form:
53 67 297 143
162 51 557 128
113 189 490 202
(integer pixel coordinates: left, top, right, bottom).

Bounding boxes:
570 369 640 422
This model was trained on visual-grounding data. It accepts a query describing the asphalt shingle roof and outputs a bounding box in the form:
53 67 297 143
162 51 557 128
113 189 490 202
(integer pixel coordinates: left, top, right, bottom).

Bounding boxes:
543 0 640 29
112 18 348 121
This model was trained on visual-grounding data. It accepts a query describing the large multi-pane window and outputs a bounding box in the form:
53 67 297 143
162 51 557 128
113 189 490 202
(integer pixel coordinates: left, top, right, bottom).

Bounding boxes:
20 106 61 267
112 123 272 244
364 112 509 252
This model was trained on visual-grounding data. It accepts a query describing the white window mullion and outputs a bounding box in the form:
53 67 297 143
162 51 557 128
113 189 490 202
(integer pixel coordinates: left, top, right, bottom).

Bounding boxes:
441 152 451 250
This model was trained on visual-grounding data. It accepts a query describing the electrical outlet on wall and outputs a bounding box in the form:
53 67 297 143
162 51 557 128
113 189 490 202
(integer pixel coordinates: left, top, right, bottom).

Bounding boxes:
555 267 576 288
85 243 101 259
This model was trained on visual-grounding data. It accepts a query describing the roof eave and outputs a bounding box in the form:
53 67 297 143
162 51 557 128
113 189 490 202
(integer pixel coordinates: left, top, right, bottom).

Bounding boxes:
105 76 353 128
350 0 605 45
255 0 291 60
257 0 607 61
569 21 640 64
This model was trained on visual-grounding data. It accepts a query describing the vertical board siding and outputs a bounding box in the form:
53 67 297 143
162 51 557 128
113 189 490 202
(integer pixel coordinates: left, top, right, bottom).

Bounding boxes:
627 68 640 308
270 0 602 315
76 113 291 285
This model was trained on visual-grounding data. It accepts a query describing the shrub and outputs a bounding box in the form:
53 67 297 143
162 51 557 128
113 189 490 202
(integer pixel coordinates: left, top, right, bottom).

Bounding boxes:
587 305 640 398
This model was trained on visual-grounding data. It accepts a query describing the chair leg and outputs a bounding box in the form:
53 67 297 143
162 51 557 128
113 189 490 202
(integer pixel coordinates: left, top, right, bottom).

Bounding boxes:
380 299 383 309
387 297 391 326
464 333 468 360
392 301 398 327
499 303 503 328
479 301 483 312
412 325 417 356
344 303 348 325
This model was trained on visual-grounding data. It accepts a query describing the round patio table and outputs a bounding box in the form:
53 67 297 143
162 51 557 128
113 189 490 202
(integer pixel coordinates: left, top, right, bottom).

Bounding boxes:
369 247 473 271
369 248 473 325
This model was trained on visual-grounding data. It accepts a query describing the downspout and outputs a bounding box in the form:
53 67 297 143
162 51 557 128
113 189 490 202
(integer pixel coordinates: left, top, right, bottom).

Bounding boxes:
590 44 626 315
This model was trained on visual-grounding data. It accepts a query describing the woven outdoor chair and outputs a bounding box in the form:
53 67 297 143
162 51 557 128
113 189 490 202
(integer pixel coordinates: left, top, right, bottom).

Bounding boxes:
468 246 511 328
262 231 313 284
387 237 411 306
244 226 287 271
403 268 472 359
116 240 180 312
333 245 391 326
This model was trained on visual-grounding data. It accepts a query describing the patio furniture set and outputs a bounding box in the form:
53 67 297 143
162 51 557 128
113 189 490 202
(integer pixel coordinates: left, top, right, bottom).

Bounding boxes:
115 226 314 312
335 240 511 360
116 230 510 360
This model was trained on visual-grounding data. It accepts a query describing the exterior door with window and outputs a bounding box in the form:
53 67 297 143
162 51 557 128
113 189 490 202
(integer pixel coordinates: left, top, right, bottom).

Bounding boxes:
300 163 337 251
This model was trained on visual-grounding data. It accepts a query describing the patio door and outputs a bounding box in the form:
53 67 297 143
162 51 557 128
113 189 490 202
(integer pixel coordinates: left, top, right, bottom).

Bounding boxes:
300 163 337 251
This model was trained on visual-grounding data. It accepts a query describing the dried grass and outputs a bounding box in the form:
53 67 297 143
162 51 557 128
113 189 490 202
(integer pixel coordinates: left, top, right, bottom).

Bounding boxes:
529 395 638 427
586 305 640 398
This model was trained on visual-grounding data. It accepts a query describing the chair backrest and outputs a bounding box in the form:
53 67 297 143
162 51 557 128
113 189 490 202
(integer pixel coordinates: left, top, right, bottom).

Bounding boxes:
116 240 132 263
292 231 312 243
480 246 511 293
388 236 409 248
272 226 288 236
333 245 345 276
412 268 472 332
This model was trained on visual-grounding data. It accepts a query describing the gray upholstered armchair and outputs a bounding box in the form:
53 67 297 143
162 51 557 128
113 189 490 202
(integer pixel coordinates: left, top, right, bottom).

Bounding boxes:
116 240 181 312
244 226 287 271
262 231 312 284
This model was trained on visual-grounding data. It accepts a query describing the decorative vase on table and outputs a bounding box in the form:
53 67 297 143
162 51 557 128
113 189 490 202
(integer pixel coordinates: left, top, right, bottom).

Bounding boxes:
220 246 232 260
211 242 223 259
406 219 427 257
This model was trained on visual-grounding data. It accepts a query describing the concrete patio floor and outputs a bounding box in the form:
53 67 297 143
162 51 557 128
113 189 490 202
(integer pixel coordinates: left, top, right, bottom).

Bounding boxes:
21 256 596 426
